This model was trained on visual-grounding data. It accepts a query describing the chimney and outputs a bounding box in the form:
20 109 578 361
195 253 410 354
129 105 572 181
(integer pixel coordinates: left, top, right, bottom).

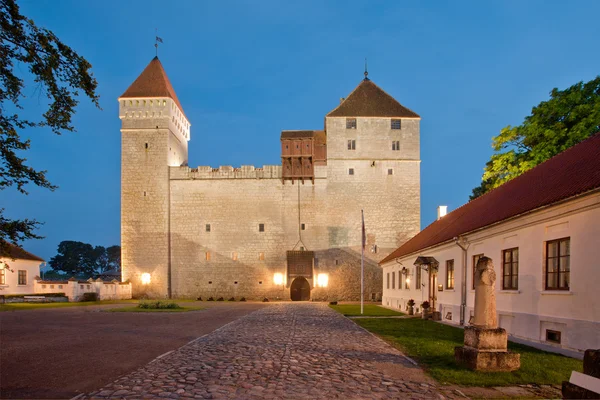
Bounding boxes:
437 205 448 220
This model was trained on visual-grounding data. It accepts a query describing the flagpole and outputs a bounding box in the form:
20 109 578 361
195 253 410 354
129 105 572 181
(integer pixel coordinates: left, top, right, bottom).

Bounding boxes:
361 209 364 315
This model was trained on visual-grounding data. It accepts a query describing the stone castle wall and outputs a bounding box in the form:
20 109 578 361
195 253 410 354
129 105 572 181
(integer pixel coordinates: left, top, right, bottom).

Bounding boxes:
122 99 421 300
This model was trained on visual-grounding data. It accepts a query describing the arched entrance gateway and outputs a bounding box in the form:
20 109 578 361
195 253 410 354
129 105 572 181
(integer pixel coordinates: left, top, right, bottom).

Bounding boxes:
290 277 311 301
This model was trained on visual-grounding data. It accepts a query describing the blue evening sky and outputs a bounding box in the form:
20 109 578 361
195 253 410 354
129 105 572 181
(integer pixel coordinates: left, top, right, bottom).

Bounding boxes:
5 0 600 261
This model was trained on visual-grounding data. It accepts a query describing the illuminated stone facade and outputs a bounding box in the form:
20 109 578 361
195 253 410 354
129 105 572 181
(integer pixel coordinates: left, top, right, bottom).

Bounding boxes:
120 58 421 300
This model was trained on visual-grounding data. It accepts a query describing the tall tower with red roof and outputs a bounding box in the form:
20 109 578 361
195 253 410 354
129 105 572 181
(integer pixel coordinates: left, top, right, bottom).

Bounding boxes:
119 57 190 297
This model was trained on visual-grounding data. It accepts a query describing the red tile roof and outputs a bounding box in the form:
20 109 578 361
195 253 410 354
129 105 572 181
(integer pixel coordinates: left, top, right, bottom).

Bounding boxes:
327 79 420 118
120 57 186 116
380 132 600 264
0 241 45 262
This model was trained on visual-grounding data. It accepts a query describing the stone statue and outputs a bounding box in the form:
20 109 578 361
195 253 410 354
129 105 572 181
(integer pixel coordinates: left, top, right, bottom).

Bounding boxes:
472 256 497 329
455 255 520 371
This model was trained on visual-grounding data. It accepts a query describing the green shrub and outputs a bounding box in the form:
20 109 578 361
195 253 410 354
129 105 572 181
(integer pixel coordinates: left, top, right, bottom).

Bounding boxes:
239 297 246 302
207 297 214 301
137 301 182 309
228 297 235 301
217 297 224 301
81 292 98 302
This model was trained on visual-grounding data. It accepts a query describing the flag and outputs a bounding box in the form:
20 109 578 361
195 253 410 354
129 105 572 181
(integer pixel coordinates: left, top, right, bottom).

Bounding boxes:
156 36 163 43
361 210 366 250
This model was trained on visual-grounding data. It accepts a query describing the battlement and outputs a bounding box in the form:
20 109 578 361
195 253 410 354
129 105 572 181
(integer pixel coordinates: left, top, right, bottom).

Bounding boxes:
170 165 282 180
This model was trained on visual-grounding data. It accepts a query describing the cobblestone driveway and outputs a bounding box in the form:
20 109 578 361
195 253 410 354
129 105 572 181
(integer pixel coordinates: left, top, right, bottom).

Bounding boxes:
86 303 441 399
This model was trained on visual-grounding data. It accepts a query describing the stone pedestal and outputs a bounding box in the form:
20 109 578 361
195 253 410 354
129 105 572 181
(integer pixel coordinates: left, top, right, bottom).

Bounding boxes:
455 326 520 371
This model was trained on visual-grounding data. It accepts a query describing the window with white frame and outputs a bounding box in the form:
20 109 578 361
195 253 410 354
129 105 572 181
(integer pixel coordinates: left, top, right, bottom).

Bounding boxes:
546 238 570 290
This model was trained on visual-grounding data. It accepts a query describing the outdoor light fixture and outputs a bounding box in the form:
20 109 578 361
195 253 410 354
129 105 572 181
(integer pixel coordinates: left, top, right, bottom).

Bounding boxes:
438 284 444 292
273 273 283 286
405 277 410 284
317 273 329 288
141 273 151 285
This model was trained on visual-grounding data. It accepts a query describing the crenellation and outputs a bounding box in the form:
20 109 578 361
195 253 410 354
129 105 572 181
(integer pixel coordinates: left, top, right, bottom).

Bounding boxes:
170 165 283 180
121 57 420 300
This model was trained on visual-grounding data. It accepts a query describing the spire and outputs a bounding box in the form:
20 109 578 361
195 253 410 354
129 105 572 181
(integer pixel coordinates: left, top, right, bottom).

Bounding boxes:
364 58 369 81
120 57 185 116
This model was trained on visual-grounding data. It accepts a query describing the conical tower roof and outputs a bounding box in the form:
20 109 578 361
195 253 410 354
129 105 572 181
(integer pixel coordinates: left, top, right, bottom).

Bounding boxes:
120 57 186 116
327 79 419 118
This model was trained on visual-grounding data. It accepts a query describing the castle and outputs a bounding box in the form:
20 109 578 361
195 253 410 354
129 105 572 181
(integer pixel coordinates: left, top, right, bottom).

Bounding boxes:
120 57 421 300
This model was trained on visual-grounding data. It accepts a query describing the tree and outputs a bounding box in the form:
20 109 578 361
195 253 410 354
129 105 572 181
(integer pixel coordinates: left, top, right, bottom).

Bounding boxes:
0 0 99 255
106 245 121 272
49 241 97 276
470 76 600 199
48 241 121 276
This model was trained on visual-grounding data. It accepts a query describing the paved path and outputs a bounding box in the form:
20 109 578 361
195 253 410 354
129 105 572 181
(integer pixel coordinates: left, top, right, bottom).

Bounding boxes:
0 302 264 399
86 303 441 399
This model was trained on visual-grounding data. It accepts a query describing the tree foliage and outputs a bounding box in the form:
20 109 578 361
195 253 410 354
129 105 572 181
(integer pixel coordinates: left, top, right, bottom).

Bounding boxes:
471 76 600 199
49 241 121 276
0 0 99 255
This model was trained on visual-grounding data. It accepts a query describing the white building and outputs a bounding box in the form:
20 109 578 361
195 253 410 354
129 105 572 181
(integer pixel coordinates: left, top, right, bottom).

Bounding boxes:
0 243 132 301
0 244 44 295
381 133 600 354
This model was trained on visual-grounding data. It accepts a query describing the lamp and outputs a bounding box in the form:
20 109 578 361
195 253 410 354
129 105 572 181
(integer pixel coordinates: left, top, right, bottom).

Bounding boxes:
317 273 328 288
141 273 151 285
273 273 283 286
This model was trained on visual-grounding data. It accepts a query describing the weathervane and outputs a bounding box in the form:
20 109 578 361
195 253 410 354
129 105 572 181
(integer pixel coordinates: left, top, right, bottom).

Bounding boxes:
155 29 163 57
364 58 369 80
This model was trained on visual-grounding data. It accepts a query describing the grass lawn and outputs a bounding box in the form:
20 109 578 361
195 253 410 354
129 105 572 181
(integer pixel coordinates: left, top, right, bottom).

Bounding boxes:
329 304 404 317
105 306 204 313
355 318 582 386
0 299 195 312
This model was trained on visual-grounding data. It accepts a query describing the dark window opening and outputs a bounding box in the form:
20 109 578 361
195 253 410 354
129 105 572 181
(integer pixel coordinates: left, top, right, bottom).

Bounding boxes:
388 169 393 175
145 143 149 149
301 223 306 230
546 329 561 344
346 118 357 129
392 140 400 151
347 139 356 150
234 281 238 285
391 119 402 130
259 223 265 232
208 281 212 284
206 224 211 232
259 281 263 284
349 168 354 175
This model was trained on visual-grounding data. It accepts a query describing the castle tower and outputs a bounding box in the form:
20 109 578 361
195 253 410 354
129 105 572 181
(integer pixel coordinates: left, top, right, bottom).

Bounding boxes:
324 75 421 253
119 57 190 298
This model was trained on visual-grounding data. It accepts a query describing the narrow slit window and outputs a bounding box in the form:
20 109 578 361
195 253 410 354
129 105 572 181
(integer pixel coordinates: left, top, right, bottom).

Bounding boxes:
259 223 265 232
206 224 211 232
347 139 356 150
205 252 211 261
301 223 306 230
392 141 400 151
259 252 265 261
232 252 238 261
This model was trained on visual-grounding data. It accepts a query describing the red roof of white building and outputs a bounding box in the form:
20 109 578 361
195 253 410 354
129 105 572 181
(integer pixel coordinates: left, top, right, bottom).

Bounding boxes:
381 132 600 264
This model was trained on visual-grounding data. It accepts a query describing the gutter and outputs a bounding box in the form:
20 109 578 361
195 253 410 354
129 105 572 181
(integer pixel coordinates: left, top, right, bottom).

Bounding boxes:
454 236 469 326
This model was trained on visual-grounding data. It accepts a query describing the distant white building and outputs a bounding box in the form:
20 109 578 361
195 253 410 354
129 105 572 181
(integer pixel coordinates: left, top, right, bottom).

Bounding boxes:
0 244 44 295
380 133 600 354
0 243 132 301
